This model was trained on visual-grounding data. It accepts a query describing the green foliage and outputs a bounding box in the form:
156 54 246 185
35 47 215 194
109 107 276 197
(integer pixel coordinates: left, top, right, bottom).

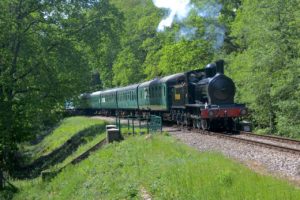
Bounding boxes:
0 0 123 172
144 39 213 78
13 135 300 200
112 48 142 86
228 0 300 136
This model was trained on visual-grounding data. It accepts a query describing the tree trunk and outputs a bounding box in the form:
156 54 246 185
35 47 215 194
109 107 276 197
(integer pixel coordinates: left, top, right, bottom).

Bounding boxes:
0 170 3 189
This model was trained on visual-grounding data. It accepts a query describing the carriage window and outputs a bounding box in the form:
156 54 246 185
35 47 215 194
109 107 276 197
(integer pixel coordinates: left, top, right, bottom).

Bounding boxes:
144 88 148 99
153 87 155 96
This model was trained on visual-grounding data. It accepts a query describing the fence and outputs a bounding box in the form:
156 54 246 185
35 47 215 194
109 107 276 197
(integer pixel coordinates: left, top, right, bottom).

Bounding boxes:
115 114 162 134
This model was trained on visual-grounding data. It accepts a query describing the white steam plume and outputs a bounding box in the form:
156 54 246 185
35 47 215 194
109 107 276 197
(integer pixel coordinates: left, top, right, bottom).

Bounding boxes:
152 0 193 32
153 0 225 49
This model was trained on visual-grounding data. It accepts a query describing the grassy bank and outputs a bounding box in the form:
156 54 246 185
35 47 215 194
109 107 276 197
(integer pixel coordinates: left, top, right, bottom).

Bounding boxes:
14 134 300 200
22 116 106 163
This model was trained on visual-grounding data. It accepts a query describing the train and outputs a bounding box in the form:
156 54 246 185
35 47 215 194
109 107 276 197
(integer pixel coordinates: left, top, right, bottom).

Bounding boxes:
72 60 248 131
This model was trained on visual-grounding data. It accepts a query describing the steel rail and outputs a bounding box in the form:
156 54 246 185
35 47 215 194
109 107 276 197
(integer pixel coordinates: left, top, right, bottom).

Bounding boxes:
177 127 300 155
206 131 300 155
239 131 300 145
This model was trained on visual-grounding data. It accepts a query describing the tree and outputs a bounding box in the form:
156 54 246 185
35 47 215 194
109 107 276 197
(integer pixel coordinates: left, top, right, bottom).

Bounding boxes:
113 48 142 86
229 0 300 135
110 0 161 84
0 0 123 174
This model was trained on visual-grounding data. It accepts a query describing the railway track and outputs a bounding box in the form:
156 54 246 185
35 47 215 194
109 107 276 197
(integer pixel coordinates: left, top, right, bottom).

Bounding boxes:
93 116 300 155
221 133 300 155
178 127 300 155
239 131 300 146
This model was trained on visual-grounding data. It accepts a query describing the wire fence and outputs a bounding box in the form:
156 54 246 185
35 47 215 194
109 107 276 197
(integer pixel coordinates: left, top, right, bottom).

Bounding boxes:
115 114 162 135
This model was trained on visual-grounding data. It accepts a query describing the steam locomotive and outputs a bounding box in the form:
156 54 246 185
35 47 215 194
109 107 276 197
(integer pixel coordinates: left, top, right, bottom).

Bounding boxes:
75 60 247 131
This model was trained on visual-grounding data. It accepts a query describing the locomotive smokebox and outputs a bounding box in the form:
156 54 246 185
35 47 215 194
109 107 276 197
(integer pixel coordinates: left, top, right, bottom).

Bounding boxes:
216 60 224 74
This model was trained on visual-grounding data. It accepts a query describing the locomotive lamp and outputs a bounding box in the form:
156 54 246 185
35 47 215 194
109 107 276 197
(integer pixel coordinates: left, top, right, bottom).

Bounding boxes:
240 108 248 116
208 110 215 117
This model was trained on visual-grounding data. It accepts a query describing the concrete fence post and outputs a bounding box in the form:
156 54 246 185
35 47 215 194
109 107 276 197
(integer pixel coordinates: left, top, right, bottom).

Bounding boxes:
106 128 123 143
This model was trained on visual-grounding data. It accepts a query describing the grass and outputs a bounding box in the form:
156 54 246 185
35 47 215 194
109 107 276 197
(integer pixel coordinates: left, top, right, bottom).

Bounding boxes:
13 134 300 200
49 132 107 171
22 116 106 163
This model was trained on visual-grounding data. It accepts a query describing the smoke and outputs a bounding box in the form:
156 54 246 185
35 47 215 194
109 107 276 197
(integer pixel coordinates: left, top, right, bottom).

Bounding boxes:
152 0 193 32
152 0 225 49
177 27 198 41
197 3 222 18
204 24 225 49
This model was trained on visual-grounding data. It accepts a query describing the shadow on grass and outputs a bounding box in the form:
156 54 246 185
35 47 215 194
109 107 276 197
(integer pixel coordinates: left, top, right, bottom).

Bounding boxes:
13 124 105 179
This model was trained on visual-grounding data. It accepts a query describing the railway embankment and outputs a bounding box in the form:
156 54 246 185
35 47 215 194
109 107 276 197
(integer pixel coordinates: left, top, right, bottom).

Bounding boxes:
2 117 300 200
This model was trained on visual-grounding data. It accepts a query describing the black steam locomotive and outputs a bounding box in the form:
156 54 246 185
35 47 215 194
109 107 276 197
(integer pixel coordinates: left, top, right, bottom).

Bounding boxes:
76 60 247 131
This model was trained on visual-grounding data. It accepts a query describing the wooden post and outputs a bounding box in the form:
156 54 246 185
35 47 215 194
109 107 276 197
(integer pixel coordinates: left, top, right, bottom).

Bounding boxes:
127 118 129 130
147 117 149 134
132 118 135 135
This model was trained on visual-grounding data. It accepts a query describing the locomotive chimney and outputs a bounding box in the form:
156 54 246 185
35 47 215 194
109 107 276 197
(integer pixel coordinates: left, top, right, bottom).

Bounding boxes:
205 63 216 78
216 60 224 74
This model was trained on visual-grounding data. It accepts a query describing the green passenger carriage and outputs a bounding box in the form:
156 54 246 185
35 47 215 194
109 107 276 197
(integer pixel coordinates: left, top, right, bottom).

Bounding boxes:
90 91 101 109
100 89 118 109
137 80 151 110
117 84 139 110
77 93 92 110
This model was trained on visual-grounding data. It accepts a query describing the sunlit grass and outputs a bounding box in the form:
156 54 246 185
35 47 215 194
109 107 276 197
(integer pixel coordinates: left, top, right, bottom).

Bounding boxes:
23 116 106 163
14 134 300 200
49 133 107 171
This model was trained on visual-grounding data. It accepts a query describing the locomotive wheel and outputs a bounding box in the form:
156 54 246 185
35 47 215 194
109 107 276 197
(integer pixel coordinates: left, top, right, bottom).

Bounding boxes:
193 119 201 129
201 119 209 130
196 119 201 129
192 119 197 128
